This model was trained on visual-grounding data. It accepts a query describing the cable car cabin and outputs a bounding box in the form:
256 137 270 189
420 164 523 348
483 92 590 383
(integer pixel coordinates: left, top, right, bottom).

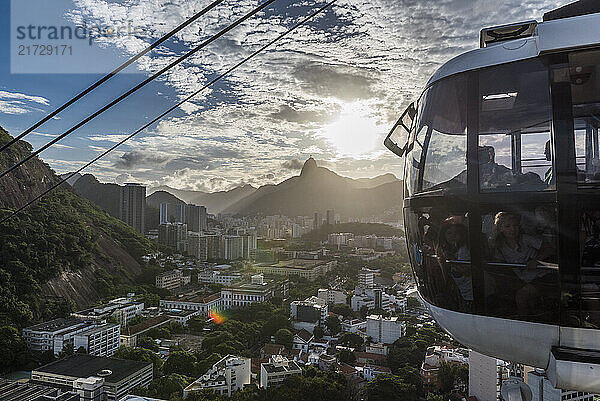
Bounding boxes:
385 1 600 393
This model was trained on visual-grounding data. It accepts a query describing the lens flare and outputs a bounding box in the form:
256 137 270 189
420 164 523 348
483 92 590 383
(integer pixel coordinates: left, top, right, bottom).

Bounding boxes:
209 310 226 325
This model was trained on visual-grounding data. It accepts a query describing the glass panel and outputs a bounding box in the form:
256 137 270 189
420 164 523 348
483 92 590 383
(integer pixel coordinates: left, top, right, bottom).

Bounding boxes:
478 59 553 192
405 74 468 195
580 208 600 328
405 206 473 313
570 50 600 186
480 206 560 323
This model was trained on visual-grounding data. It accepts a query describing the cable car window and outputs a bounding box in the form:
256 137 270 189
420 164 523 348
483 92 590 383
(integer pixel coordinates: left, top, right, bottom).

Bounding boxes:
478 59 553 192
405 74 468 195
406 206 473 313
480 207 559 323
570 50 600 186
580 209 600 328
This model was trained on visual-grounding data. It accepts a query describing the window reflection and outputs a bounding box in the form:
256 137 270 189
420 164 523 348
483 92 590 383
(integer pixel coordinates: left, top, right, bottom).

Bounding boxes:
481 207 559 323
479 59 553 192
404 74 468 196
570 50 600 186
406 207 473 313
580 209 600 328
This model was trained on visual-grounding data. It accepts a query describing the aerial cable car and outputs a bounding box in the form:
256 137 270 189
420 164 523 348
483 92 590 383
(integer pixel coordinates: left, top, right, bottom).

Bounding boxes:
385 0 600 393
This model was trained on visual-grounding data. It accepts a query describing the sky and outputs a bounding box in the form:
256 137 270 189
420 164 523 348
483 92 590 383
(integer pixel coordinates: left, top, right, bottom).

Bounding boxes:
0 0 567 193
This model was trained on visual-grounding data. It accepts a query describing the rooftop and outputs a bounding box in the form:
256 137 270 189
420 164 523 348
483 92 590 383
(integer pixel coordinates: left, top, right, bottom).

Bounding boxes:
261 357 301 374
163 292 220 304
271 259 322 270
123 316 172 336
33 354 152 384
24 318 84 333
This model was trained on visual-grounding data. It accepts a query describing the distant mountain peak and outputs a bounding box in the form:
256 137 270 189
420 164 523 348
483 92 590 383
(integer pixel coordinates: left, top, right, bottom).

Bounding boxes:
301 157 318 175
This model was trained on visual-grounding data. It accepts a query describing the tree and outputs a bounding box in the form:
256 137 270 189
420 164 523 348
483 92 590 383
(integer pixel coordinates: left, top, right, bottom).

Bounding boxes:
137 336 159 352
163 351 197 376
0 326 29 373
274 329 293 350
366 374 417 401
146 373 190 399
331 303 353 319
339 332 363 348
339 349 356 365
406 297 421 310
313 326 325 340
114 346 163 377
188 316 205 334
325 316 341 335
76 346 87 354
59 343 74 358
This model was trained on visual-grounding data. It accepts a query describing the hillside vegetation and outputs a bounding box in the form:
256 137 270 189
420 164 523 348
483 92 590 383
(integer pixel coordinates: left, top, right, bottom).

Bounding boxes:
0 127 156 329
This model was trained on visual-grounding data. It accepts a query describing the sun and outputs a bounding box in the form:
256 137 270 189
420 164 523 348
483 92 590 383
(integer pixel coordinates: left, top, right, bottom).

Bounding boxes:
320 101 382 158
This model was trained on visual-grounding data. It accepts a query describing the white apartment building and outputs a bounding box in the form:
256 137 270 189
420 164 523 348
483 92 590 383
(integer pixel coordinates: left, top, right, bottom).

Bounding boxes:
222 236 244 260
469 350 511 401
72 298 144 327
155 269 185 291
221 275 288 309
23 319 119 356
358 268 375 289
73 323 120 357
342 319 367 334
159 293 223 317
290 297 328 325
317 288 347 305
183 355 251 397
260 356 302 389
198 271 242 285
351 288 391 312
366 315 404 344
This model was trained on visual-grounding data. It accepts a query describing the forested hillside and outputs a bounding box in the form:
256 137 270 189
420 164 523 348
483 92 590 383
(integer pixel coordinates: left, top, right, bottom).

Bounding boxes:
0 127 156 330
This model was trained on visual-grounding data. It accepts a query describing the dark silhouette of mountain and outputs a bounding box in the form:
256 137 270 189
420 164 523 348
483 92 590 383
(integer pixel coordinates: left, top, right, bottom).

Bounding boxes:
224 158 403 218
146 190 186 208
72 174 121 218
148 184 256 214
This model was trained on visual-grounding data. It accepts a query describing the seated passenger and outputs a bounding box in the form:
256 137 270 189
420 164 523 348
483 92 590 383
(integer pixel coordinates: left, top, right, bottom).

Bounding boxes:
491 211 541 265
436 217 473 308
479 146 546 191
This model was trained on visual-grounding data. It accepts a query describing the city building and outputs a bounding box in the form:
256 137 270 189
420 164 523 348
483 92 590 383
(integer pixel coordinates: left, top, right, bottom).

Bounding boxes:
119 183 146 233
73 323 120 357
260 355 302 389
221 236 244 260
163 308 202 326
159 293 224 317
155 269 186 291
351 288 392 312
242 233 257 259
290 297 328 333
317 288 347 305
188 233 221 261
255 259 337 281
292 329 314 352
159 202 185 224
527 369 594 401
326 209 335 225
0 379 80 401
342 319 367 334
71 298 144 328
31 354 153 401
185 204 207 232
366 315 404 344
366 343 389 356
313 212 322 230
183 355 251 397
469 350 513 401
158 223 188 252
358 268 375 289
362 365 392 381
120 316 172 348
198 271 242 285
23 319 119 356
221 275 289 309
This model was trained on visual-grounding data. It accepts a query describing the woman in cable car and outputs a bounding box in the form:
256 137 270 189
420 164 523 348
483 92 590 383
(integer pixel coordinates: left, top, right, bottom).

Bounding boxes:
385 1 600 392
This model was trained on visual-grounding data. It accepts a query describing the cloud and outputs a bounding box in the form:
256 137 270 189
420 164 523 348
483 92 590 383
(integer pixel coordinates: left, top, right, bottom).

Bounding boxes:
51 0 566 192
0 91 50 115
281 159 304 171
114 151 172 168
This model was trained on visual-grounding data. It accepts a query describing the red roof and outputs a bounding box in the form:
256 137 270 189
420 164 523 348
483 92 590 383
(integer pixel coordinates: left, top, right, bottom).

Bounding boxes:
354 351 386 362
